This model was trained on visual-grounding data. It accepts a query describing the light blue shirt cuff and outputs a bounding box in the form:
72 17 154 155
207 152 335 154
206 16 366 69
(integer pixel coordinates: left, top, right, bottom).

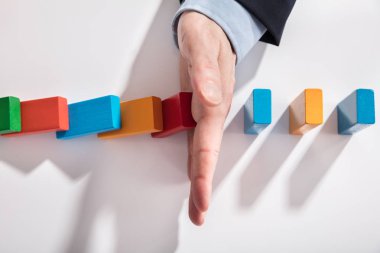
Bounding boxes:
172 0 267 64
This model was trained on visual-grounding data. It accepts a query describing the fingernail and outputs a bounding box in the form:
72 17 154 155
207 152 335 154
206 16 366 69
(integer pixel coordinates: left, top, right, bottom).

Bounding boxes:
201 82 222 105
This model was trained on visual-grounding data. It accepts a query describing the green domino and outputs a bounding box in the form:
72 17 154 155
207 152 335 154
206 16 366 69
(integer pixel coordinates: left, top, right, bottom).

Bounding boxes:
0 96 22 134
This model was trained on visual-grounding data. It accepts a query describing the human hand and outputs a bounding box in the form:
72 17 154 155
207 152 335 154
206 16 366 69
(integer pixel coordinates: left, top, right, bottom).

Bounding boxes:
177 11 236 225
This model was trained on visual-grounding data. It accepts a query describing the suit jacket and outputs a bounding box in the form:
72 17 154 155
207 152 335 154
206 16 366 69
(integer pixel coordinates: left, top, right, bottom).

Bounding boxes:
179 0 296 46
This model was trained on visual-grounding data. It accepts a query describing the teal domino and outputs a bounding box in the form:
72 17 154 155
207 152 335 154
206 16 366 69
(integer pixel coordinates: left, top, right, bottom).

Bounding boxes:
244 89 272 134
338 89 375 135
56 95 121 139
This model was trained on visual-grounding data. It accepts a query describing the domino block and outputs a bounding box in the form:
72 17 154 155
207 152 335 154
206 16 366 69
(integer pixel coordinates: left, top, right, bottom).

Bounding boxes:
56 95 121 139
0 96 21 134
151 92 196 138
244 89 272 134
98 96 163 139
3 96 68 137
289 89 323 135
338 89 375 135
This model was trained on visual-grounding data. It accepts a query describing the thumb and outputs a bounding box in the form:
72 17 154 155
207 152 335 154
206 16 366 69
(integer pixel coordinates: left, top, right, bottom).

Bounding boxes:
188 56 223 108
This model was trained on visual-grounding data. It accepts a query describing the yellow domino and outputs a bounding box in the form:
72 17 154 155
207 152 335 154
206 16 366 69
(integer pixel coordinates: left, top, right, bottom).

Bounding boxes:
289 89 323 135
98 96 163 139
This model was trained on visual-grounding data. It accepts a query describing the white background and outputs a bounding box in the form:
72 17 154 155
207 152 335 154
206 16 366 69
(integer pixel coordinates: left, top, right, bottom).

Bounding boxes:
0 0 379 252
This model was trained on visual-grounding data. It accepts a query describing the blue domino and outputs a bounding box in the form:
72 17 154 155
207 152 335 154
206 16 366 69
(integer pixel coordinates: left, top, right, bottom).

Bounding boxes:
56 95 121 139
244 89 272 134
338 89 375 135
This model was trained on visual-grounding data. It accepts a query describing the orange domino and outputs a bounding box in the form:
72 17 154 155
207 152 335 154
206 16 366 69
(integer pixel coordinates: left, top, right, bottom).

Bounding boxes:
289 89 323 135
3 96 69 137
98 96 163 139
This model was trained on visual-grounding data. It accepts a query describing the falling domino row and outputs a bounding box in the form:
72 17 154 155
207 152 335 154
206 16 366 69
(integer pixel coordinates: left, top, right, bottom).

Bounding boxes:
0 92 195 139
0 89 376 139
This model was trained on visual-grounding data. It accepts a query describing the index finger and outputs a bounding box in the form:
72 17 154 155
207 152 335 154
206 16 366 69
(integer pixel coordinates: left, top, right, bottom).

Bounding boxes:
190 113 225 213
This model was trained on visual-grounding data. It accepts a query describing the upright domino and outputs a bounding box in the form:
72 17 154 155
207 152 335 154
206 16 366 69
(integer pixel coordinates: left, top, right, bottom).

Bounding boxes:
0 96 21 134
338 89 375 135
244 89 272 134
98 96 163 139
56 95 121 139
151 92 196 138
3 96 69 137
289 89 323 135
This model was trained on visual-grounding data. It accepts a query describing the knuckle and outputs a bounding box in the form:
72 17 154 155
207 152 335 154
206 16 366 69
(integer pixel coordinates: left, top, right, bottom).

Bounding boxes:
195 147 220 158
192 60 218 73
193 175 208 185
192 73 219 89
191 64 220 87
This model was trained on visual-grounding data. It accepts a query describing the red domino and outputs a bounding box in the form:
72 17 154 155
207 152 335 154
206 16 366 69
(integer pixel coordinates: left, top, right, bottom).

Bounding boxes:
151 92 196 138
3 96 69 137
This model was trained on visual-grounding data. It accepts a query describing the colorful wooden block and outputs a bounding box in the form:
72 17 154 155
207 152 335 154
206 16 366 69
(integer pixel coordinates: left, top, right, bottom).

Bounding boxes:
98 96 163 139
244 89 272 134
0 96 21 134
3 96 69 137
338 89 375 135
56 95 121 140
289 89 323 135
151 92 196 138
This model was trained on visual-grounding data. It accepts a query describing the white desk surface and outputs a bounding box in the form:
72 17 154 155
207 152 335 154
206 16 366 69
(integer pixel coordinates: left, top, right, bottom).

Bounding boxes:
0 0 379 252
